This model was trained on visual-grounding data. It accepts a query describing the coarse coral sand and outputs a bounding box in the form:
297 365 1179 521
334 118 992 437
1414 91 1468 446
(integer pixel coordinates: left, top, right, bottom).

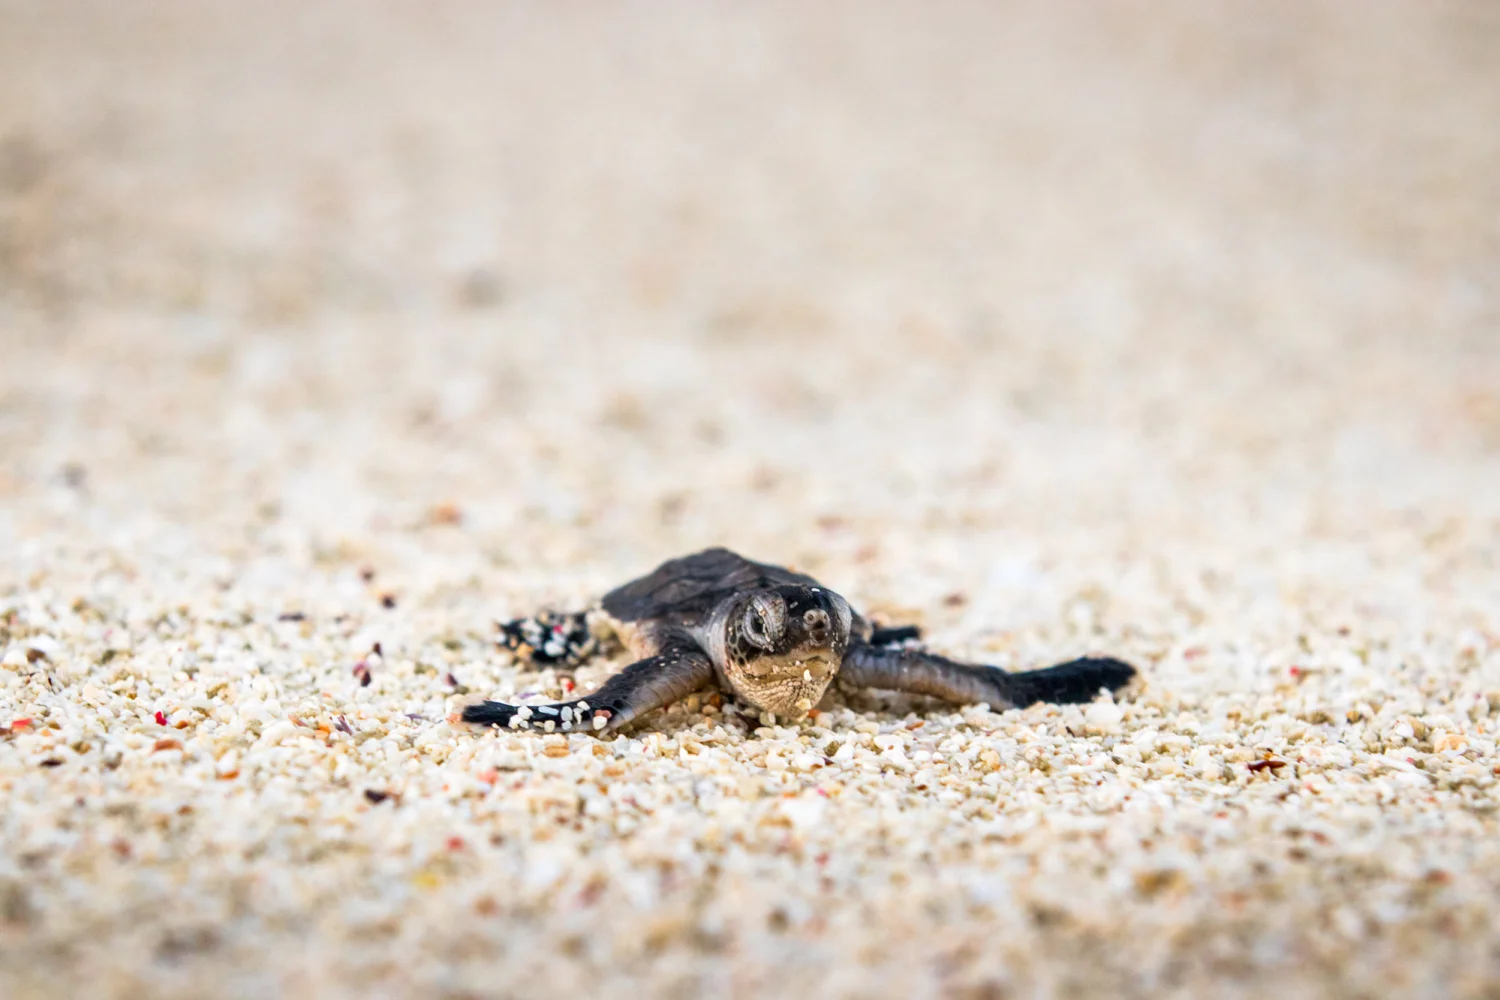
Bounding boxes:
2 3 1499 998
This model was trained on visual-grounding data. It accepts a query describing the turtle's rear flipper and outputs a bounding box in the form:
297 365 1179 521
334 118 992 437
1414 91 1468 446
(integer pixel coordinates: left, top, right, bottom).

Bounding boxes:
497 610 602 668
869 624 922 646
463 643 714 735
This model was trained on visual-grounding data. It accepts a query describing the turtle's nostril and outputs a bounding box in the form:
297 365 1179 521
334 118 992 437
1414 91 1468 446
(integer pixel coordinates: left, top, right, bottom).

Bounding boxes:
803 608 830 636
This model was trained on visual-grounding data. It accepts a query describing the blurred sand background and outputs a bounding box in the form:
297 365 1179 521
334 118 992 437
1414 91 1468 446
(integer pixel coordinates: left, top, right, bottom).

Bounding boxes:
3 2 1500 998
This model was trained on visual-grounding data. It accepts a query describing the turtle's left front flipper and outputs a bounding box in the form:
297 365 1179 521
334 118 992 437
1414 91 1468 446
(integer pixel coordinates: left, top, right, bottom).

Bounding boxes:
841 644 1135 710
463 643 714 734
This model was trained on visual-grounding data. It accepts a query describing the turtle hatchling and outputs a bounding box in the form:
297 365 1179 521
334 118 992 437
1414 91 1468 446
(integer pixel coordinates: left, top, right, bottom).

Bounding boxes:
463 547 1136 734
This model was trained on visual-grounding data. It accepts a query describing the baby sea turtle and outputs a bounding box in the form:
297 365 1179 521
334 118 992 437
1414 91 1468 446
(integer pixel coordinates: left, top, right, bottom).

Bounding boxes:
462 547 1136 734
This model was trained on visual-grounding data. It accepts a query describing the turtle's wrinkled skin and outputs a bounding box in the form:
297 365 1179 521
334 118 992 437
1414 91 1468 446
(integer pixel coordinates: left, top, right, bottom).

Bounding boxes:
462 547 1137 734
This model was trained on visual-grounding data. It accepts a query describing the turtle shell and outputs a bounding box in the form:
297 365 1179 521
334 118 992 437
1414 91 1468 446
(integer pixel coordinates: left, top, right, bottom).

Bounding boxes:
600 547 824 628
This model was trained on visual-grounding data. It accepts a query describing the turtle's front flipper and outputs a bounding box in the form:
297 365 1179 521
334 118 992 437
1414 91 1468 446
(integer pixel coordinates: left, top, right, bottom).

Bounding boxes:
841 644 1135 710
497 610 609 668
463 644 714 734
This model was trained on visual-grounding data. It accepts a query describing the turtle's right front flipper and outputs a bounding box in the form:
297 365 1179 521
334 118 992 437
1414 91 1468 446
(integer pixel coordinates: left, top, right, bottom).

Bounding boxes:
840 643 1135 709
463 644 714 734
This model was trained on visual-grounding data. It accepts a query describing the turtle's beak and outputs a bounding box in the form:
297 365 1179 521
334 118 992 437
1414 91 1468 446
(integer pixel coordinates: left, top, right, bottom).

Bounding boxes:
742 648 839 680
789 650 837 680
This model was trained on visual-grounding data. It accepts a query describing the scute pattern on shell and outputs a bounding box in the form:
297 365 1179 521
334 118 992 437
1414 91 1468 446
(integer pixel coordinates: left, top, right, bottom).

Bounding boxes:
599 548 822 626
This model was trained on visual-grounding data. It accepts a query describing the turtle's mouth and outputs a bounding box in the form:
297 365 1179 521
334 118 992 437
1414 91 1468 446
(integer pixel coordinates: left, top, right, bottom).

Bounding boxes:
742 649 838 681
729 649 839 719
788 650 838 679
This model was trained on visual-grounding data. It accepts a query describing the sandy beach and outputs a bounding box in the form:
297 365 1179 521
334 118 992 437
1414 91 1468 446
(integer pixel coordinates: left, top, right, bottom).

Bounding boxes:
3 3 1500 997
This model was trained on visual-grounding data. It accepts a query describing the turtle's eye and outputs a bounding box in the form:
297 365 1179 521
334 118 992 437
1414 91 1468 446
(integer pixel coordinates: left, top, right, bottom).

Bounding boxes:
743 594 784 649
744 611 768 650
744 609 772 648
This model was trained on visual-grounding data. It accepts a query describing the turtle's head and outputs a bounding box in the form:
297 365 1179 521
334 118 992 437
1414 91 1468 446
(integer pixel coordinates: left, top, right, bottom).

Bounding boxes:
717 585 851 720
